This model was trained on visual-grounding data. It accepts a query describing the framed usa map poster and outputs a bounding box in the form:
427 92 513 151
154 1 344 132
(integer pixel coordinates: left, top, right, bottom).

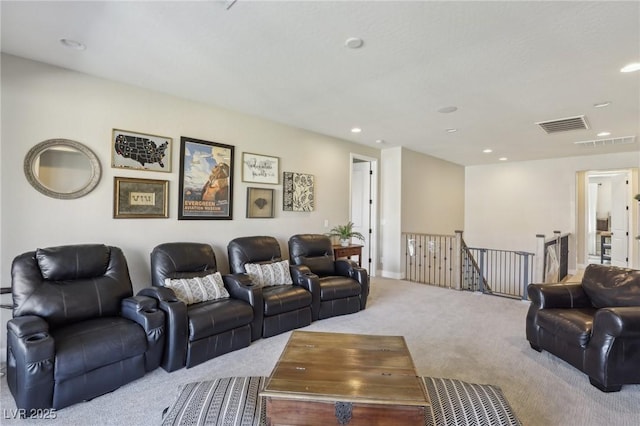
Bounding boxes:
111 129 172 172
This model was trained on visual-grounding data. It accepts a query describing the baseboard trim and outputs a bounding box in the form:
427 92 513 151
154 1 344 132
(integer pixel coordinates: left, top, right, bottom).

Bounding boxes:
380 270 405 279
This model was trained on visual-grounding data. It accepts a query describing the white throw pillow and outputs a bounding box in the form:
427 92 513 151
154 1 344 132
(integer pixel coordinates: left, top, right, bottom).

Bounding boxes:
164 272 230 305
244 260 293 287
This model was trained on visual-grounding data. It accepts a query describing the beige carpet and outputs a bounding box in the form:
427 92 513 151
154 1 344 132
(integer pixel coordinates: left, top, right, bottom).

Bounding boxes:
1 277 639 425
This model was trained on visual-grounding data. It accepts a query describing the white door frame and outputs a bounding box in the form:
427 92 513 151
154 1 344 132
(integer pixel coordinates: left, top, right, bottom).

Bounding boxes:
350 153 378 277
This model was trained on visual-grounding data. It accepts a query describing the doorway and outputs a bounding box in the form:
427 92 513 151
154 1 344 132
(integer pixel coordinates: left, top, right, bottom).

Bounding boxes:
350 154 377 276
583 169 632 267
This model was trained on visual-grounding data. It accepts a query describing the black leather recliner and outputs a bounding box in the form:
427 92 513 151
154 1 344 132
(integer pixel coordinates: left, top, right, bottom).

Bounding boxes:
526 263 640 392
288 234 369 320
227 236 313 338
7 244 164 413
139 242 254 372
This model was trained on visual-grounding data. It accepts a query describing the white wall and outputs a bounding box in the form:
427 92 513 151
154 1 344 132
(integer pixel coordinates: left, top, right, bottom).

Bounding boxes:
379 147 403 278
465 152 640 272
0 54 382 356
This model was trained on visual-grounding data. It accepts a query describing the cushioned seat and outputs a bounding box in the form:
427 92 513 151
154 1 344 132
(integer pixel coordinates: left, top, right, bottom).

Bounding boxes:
536 308 596 348
227 236 313 338
7 244 164 412
288 234 369 320
527 263 640 392
139 243 254 372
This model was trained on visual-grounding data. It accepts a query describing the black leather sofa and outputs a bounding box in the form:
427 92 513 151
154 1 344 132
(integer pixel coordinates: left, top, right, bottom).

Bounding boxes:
289 234 369 320
139 242 254 371
7 244 164 412
227 236 314 338
526 263 640 392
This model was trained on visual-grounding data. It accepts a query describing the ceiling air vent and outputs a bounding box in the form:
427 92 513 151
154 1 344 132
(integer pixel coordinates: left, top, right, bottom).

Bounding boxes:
574 135 636 147
536 115 589 134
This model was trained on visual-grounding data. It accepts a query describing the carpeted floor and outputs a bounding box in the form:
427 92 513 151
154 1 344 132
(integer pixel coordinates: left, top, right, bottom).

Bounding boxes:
1 277 639 425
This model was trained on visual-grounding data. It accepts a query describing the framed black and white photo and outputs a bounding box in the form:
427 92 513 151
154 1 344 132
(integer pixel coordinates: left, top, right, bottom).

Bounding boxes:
111 129 172 172
113 177 169 218
178 137 234 220
242 152 279 184
246 187 275 218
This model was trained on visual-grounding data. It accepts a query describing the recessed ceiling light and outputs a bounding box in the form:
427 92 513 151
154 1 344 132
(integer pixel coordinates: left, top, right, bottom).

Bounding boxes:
483 149 493 153
60 38 86 50
597 131 611 137
345 37 364 49
375 139 385 144
593 101 611 108
499 157 508 161
351 127 362 133
446 128 457 133
437 106 458 114
620 62 640 73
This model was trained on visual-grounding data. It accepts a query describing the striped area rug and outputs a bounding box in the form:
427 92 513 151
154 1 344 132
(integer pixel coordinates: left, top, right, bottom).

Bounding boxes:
161 376 521 426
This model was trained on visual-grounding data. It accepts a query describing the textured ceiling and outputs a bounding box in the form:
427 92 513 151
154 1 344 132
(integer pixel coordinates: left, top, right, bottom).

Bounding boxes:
2 1 639 166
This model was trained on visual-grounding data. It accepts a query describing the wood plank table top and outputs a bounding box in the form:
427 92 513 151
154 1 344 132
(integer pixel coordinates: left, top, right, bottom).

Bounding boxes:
261 331 429 407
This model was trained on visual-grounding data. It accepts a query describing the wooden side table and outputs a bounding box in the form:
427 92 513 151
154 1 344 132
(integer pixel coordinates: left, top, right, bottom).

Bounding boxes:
333 244 363 266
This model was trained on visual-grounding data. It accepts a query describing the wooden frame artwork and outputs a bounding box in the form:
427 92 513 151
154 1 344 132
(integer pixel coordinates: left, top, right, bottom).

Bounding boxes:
283 172 314 211
178 137 234 220
113 177 169 218
242 152 279 184
111 129 172 172
246 187 275 218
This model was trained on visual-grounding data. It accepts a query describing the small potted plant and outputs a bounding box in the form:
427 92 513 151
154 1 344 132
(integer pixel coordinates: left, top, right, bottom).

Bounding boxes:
327 221 365 246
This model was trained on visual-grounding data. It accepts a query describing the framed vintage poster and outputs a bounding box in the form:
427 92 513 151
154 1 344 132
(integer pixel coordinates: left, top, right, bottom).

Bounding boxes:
283 172 314 211
178 137 234 220
113 177 169 218
246 187 275 218
111 129 172 172
242 152 279 184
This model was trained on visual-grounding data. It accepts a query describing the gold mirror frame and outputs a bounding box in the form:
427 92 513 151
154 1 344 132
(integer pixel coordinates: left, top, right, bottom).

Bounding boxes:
24 139 102 199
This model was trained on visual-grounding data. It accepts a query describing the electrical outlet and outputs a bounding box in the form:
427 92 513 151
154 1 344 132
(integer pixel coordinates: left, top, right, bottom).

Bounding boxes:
323 219 329 228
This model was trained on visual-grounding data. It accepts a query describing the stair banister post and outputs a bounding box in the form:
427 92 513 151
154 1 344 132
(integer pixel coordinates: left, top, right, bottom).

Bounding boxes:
454 230 463 290
535 234 546 284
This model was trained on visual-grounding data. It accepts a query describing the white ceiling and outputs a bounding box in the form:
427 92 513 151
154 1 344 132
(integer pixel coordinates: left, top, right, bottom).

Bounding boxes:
2 1 639 166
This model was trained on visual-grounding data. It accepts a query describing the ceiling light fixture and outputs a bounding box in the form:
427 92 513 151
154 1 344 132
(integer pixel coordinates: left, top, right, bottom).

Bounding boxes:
437 106 458 114
483 149 493 153
351 127 362 133
345 37 364 49
597 131 611 137
620 62 640 73
593 101 611 108
59 38 86 50
446 128 457 133
375 139 385 144
499 157 508 161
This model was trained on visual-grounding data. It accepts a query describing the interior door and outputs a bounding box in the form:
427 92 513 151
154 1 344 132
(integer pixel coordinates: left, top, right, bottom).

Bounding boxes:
351 161 372 274
610 173 629 267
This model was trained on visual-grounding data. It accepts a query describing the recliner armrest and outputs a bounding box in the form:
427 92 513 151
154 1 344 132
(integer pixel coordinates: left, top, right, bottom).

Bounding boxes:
224 273 264 341
334 260 369 309
290 265 321 321
137 286 188 372
6 316 55 412
121 295 165 372
527 283 592 309
593 307 640 338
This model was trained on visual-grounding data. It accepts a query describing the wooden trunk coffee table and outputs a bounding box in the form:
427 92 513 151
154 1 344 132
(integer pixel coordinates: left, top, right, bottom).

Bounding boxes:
261 331 429 425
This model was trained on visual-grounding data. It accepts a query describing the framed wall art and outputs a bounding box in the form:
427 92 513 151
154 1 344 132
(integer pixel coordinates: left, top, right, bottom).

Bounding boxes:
246 187 275 218
111 129 172 172
242 152 279 184
113 177 169 218
283 172 314 212
178 137 234 220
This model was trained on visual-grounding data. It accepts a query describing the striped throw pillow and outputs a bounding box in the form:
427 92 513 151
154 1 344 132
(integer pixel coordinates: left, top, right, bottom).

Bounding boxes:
244 260 293 287
164 272 230 305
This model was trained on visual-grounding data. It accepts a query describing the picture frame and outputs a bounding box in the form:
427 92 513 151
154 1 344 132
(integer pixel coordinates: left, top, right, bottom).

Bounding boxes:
242 152 279 184
113 177 169 218
246 187 275 218
111 129 172 172
178 137 234 220
283 172 315 211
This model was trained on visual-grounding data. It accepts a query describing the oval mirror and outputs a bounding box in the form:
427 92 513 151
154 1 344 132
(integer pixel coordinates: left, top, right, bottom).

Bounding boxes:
24 139 101 199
